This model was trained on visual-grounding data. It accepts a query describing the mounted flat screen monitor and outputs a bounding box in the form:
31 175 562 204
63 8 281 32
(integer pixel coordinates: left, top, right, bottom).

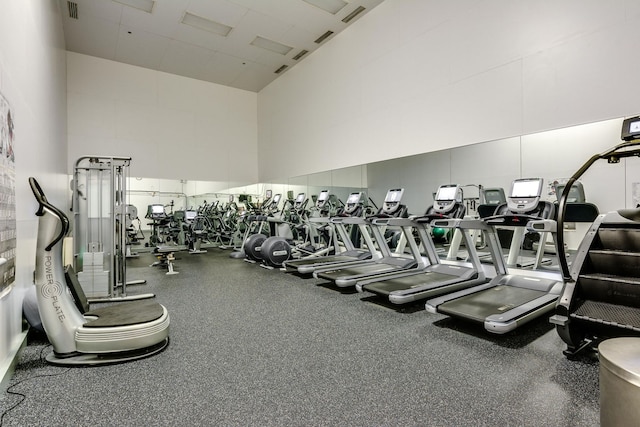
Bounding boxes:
229 194 234 203
185 210 197 220
265 189 272 199
508 178 544 213
238 194 249 203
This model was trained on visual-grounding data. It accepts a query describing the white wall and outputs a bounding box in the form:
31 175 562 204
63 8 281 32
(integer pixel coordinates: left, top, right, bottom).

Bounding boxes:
67 52 259 185
0 0 67 381
258 0 640 182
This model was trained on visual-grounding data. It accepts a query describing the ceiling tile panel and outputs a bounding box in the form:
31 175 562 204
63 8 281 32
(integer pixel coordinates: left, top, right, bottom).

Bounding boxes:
114 25 171 70
158 40 216 82
62 14 120 59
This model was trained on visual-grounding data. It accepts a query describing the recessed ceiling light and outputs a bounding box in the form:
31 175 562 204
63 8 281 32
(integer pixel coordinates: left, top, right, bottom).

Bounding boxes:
113 0 155 13
303 0 347 15
251 36 293 56
181 11 233 37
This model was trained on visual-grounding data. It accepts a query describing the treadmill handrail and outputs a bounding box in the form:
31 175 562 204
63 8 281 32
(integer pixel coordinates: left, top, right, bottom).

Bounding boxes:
557 139 640 281
370 217 416 227
431 218 494 231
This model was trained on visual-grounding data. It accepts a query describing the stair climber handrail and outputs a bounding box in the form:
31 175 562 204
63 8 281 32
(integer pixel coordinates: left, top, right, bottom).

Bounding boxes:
557 140 640 281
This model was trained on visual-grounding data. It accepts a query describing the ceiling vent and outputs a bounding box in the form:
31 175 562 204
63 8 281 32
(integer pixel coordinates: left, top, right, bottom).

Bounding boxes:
314 30 334 44
342 6 366 23
67 1 78 19
274 65 288 74
292 50 309 61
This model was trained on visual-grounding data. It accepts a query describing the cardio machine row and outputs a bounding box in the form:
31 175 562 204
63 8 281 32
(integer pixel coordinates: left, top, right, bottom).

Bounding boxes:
231 180 569 336
230 117 640 359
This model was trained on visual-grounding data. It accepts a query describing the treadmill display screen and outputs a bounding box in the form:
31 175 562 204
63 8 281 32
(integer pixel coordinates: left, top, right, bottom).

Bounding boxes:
385 188 404 202
317 191 329 202
347 193 361 204
511 179 542 198
435 185 457 201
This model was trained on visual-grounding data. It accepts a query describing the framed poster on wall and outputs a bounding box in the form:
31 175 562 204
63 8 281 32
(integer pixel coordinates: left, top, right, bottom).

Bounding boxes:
0 91 16 297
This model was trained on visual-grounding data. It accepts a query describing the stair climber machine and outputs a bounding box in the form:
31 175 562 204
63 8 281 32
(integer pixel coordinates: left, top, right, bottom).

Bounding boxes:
283 191 373 275
313 188 426 288
425 178 564 333
29 177 170 366
355 185 504 305
551 116 640 358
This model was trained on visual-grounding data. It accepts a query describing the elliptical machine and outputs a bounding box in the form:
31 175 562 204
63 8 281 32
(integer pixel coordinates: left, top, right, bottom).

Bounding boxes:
29 177 170 366
242 192 282 262
259 192 309 268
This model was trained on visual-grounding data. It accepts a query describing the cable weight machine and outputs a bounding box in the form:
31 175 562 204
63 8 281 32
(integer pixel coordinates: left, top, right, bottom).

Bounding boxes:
72 156 152 302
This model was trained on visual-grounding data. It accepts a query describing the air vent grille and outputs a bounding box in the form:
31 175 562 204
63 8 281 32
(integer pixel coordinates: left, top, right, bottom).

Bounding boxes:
314 30 334 44
342 6 365 23
274 65 288 74
292 50 309 61
67 1 78 19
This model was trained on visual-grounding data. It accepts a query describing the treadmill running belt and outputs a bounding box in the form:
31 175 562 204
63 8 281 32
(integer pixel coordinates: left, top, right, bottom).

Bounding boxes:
286 255 358 268
364 271 454 295
318 264 400 280
438 285 547 323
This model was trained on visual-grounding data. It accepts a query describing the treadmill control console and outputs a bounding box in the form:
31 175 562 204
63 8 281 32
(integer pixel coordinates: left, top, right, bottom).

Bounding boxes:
382 188 404 215
316 190 330 209
343 192 363 214
433 185 460 214
621 115 640 141
508 178 544 213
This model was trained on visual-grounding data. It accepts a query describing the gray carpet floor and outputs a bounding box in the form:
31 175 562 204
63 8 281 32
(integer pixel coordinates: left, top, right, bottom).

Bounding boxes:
1 249 599 426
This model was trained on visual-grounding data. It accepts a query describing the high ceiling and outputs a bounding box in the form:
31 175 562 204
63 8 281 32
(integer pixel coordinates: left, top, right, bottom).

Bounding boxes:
59 0 385 92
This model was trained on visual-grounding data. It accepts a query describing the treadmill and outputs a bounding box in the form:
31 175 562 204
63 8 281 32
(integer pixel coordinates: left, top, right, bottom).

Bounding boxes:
282 192 374 274
356 185 505 304
425 178 564 333
313 188 426 288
